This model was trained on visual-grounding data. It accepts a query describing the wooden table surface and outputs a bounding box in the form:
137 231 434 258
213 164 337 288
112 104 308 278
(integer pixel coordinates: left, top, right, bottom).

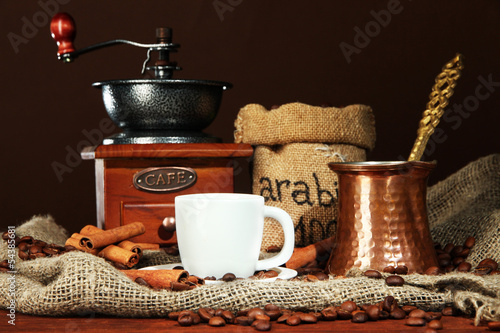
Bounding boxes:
0 310 489 332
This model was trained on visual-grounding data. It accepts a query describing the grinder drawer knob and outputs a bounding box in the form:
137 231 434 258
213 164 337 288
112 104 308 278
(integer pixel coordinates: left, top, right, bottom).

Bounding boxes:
50 12 76 60
162 216 176 232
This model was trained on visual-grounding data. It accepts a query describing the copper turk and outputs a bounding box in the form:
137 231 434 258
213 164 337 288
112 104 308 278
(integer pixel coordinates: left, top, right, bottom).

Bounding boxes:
326 161 439 275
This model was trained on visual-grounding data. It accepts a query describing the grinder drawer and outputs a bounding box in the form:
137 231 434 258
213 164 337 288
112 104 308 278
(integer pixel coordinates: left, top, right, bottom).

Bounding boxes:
121 202 177 244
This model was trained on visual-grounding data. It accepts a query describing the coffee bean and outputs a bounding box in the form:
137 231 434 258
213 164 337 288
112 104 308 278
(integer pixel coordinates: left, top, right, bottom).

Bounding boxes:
168 311 180 320
383 266 396 274
30 253 45 259
266 245 281 253
425 266 441 275
336 309 353 320
0 267 8 273
390 308 406 320
198 307 214 322
65 245 77 252
475 266 493 275
365 305 379 320
444 265 455 273
162 246 179 256
395 265 408 275
18 242 30 252
386 275 405 286
20 236 33 244
222 273 236 282
34 240 47 248
452 257 464 266
424 312 442 322
177 313 193 327
29 245 43 254
264 304 280 312
456 262 471 272
171 281 190 291
0 260 9 269
464 236 475 249
263 270 279 278
221 310 235 324
134 277 151 288
443 243 454 254
450 245 464 258
276 314 290 323
351 311 368 323
364 270 382 279
253 320 271 331
320 307 337 321
208 316 226 327
408 309 426 318
235 316 253 326
458 247 470 258
383 296 398 312
214 308 225 317
254 314 270 322
428 319 443 330
306 274 319 282
270 105 281 110
204 276 216 281
247 308 265 319
441 307 455 316
401 305 417 314
43 247 59 256
113 262 129 270
379 310 390 320
286 315 301 326
438 258 451 268
18 250 29 260
478 258 498 271
1 231 9 241
314 271 329 281
265 310 281 321
406 317 426 326
340 300 357 313
488 321 500 331
298 313 317 323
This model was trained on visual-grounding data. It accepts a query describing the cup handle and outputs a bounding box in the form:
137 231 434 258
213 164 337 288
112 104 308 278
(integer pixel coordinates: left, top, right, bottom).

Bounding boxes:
255 206 295 271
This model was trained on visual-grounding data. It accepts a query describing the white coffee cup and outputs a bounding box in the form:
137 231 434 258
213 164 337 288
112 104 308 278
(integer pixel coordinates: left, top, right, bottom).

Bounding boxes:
175 193 295 279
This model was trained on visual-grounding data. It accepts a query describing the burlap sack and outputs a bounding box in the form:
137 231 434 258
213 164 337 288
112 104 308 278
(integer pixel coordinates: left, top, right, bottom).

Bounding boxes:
1 155 499 324
234 102 376 248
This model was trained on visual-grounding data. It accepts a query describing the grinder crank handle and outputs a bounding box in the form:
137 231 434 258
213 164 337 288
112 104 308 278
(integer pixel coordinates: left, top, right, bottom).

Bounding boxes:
50 13 179 63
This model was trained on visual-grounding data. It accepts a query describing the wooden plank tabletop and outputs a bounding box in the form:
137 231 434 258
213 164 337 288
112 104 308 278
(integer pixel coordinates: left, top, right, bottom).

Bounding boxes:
0 310 489 332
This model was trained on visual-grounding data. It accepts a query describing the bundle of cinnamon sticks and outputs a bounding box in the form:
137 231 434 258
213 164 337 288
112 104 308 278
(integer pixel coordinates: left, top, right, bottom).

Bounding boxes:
65 222 159 268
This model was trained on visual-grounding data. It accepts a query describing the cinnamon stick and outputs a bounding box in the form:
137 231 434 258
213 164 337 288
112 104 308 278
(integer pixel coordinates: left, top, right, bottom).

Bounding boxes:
80 222 146 250
286 236 335 270
122 269 189 289
65 233 100 255
134 243 160 251
98 245 140 268
79 225 103 235
117 240 143 258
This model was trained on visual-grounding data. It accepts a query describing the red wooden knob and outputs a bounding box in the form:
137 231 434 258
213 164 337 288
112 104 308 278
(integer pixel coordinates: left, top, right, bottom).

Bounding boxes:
50 12 76 58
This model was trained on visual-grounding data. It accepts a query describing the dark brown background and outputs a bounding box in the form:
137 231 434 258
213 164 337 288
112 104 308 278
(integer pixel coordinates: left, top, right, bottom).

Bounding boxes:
1 0 499 234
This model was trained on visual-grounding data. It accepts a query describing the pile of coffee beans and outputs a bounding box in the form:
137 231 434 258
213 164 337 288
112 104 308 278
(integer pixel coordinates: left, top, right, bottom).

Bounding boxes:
1 232 76 268
423 237 499 276
165 298 461 331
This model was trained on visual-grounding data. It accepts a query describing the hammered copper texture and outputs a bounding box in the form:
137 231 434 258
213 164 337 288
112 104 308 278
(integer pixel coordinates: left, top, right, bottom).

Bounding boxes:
93 79 231 131
326 161 439 275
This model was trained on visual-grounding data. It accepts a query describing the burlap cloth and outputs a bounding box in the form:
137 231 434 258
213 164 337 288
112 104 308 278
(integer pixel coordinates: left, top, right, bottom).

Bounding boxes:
1 155 499 324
